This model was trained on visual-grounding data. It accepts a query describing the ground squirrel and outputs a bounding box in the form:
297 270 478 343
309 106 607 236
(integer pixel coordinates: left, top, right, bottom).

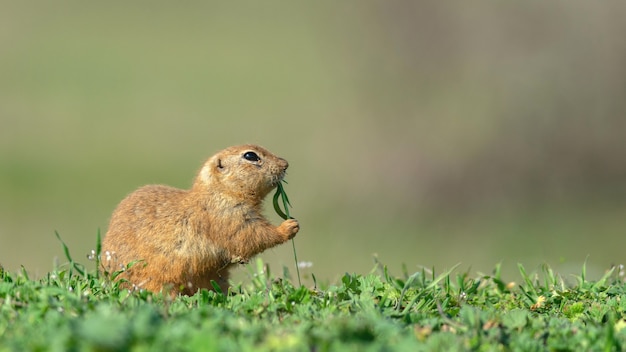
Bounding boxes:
101 144 299 295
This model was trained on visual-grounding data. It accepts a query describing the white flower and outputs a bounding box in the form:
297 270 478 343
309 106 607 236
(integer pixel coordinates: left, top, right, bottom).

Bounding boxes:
297 261 313 269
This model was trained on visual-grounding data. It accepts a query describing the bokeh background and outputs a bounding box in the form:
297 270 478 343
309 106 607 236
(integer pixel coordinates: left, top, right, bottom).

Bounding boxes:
1 2 625 284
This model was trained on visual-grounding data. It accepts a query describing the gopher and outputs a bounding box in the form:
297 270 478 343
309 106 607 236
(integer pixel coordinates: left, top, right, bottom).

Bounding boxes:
101 144 299 295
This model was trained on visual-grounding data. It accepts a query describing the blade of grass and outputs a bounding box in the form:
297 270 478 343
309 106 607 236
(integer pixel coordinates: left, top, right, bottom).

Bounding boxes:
55 231 84 277
592 266 615 291
426 263 461 291
95 229 102 279
273 181 302 286
517 263 538 297
55 231 73 263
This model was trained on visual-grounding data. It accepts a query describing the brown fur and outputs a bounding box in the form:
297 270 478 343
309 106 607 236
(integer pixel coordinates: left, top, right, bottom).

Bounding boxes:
101 145 299 295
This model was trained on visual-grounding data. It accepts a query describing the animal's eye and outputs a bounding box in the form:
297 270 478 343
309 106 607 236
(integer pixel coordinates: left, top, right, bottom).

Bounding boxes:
243 151 260 162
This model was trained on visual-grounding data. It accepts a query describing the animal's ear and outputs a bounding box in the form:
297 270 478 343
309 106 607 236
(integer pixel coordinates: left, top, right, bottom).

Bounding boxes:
199 164 211 183
199 156 224 183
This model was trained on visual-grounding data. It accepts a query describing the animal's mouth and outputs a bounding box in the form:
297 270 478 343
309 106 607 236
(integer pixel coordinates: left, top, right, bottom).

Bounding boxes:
270 170 286 187
271 175 284 187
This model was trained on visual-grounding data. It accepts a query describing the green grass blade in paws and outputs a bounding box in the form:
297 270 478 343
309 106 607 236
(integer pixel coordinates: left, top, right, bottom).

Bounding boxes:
273 180 301 286
273 182 290 220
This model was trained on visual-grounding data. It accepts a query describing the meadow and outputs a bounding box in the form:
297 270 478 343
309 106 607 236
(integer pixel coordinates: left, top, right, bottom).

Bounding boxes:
1 236 626 351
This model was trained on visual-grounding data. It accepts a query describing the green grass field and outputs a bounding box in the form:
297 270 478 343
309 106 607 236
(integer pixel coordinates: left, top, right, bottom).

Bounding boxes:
2 237 625 351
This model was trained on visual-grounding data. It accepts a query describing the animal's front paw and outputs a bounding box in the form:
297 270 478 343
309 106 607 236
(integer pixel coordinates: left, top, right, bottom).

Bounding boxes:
277 218 299 241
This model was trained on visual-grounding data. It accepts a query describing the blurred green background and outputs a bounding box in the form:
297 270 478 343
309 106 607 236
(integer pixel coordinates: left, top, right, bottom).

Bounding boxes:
1 2 625 284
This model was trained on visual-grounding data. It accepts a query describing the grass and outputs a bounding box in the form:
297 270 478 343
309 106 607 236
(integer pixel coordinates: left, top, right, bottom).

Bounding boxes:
1 238 626 351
